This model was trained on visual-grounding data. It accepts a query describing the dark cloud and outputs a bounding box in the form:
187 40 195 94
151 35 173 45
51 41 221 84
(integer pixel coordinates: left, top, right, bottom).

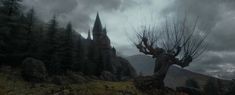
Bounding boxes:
162 0 235 79
162 0 235 51
41 0 78 14
23 0 78 19
162 0 222 30
79 0 122 11
206 18 235 51
187 51 235 79
22 0 135 32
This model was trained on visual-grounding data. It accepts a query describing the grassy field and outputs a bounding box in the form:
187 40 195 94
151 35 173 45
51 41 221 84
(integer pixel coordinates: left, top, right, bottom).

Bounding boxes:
0 72 144 95
0 71 191 95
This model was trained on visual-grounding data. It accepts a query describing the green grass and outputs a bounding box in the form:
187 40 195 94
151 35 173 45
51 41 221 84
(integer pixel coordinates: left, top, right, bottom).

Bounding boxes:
0 72 187 95
69 80 141 95
0 72 143 95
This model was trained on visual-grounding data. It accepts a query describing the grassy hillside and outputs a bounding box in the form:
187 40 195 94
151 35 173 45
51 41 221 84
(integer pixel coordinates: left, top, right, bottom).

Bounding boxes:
165 66 214 89
0 72 142 95
0 71 193 95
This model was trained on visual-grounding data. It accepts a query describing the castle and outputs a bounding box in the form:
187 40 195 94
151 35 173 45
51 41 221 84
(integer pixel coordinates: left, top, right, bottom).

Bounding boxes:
85 13 117 75
77 13 136 80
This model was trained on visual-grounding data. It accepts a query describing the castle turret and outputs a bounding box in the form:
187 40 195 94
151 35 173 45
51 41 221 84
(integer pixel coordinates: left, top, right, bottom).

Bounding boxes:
103 27 107 35
87 29 91 40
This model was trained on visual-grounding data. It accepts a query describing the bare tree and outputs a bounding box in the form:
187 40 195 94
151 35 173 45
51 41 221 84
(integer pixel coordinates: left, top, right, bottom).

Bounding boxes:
133 17 208 88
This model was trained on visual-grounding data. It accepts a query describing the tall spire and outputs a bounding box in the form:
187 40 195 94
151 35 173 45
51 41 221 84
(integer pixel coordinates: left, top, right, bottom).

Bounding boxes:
92 12 103 40
94 12 102 28
87 29 91 40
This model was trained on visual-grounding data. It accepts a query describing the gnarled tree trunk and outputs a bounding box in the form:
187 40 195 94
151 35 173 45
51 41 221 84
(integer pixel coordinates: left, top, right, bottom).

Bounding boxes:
134 55 174 90
153 55 173 88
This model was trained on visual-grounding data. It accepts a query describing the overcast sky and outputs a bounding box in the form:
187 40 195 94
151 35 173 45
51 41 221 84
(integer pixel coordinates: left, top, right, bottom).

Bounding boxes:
22 0 235 79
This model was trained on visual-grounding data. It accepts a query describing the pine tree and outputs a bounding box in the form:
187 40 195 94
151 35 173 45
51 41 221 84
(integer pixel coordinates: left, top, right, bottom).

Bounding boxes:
0 0 22 16
25 8 37 57
0 0 23 29
25 8 35 33
0 0 23 44
0 0 25 65
44 16 61 74
47 16 58 59
70 33 87 73
61 22 74 72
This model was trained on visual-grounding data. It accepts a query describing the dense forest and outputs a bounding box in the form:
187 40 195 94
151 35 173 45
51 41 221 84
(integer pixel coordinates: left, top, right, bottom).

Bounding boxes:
0 0 136 82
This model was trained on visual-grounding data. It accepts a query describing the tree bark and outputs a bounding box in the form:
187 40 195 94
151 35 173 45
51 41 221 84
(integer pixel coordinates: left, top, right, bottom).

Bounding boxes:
153 55 173 88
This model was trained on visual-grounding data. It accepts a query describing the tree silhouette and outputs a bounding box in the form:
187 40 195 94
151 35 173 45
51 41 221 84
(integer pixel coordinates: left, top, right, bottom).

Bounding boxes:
133 17 208 88
44 16 61 74
0 0 26 66
25 8 37 57
0 0 22 16
61 22 74 71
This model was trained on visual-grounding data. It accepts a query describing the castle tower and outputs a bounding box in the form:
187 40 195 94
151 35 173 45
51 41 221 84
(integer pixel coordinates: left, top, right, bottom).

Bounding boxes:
92 13 111 49
92 13 103 41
